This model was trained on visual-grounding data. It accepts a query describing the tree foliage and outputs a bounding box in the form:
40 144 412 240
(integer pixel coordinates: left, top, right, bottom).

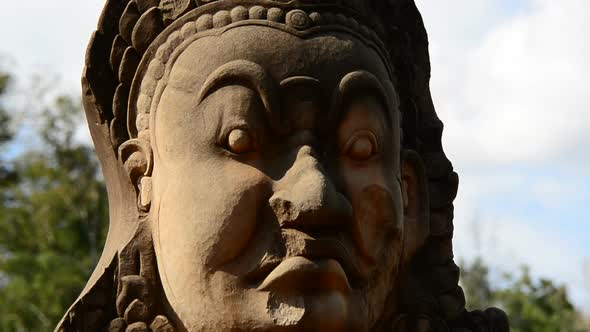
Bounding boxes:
0 76 108 331
0 72 12 146
461 258 589 332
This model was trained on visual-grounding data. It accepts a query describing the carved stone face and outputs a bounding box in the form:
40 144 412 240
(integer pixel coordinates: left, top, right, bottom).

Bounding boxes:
149 26 408 331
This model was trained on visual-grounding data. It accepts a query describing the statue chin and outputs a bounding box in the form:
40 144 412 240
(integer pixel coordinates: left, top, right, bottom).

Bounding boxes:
56 1 510 331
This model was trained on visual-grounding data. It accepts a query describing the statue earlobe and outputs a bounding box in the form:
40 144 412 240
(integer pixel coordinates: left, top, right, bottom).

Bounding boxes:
119 138 154 212
401 149 430 263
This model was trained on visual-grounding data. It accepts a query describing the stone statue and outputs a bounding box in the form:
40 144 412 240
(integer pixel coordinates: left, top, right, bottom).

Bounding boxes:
57 0 509 331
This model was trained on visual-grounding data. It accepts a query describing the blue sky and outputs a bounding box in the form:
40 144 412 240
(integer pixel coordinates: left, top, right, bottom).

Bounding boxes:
417 0 590 312
1 0 588 313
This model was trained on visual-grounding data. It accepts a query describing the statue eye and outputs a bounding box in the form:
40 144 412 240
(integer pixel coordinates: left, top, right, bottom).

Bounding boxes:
344 131 378 161
226 128 254 154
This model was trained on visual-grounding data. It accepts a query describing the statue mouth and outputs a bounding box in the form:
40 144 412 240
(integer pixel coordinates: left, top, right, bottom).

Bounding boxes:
248 237 365 292
258 256 352 294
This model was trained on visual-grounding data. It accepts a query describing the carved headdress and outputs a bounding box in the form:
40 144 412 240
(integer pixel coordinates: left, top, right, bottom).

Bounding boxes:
58 0 508 331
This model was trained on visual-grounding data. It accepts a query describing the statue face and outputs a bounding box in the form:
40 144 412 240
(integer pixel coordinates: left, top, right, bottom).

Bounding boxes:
150 26 404 331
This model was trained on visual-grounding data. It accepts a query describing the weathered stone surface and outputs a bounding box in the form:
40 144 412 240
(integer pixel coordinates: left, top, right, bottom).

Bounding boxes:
125 322 148 332
150 315 175 332
108 318 126 332
124 299 149 324
56 1 509 331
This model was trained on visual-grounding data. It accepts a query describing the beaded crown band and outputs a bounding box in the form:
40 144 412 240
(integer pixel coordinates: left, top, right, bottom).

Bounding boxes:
87 0 394 150
130 1 392 140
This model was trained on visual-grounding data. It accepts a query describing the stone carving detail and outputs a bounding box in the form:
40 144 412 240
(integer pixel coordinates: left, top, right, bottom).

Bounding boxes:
58 0 509 331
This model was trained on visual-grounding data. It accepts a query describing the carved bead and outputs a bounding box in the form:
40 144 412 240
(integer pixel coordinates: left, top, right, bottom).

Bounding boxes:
212 10 231 28
346 17 359 30
181 21 197 39
108 318 127 332
147 60 165 80
138 130 150 141
136 112 150 132
141 77 157 97
124 299 150 324
230 6 248 22
359 25 371 38
155 42 174 63
137 94 152 113
267 8 285 22
248 6 267 19
196 14 213 31
167 30 183 50
150 315 175 332
125 322 148 332
309 12 321 25
286 10 310 30
335 13 347 25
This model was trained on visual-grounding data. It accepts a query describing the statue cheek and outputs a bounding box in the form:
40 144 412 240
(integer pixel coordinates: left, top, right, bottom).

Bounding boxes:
352 184 402 264
155 163 269 275
203 177 269 268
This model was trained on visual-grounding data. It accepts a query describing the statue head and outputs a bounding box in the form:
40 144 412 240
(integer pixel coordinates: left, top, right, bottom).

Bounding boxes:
57 1 508 331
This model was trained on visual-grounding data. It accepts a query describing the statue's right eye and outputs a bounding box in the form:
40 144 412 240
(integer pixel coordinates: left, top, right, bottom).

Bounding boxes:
342 130 379 161
226 128 255 154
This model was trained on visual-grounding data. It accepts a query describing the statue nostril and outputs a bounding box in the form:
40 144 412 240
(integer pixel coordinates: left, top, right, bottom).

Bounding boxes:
269 193 300 227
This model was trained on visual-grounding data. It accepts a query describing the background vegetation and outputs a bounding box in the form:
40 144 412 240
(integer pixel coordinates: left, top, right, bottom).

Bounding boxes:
0 71 108 331
0 69 587 331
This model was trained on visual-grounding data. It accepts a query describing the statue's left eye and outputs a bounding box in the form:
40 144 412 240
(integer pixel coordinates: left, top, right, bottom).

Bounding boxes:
344 131 378 161
226 128 254 154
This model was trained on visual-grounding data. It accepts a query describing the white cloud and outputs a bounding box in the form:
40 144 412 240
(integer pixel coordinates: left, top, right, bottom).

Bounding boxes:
418 0 590 168
416 0 590 313
0 1 104 91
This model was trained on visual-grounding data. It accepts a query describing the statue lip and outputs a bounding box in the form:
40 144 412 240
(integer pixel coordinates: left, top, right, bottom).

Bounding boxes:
257 256 352 294
253 238 363 293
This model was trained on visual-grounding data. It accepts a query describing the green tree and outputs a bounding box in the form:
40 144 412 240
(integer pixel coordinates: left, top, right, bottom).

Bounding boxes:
0 86 108 331
0 72 15 191
498 267 584 332
461 257 494 311
461 258 589 332
0 71 12 145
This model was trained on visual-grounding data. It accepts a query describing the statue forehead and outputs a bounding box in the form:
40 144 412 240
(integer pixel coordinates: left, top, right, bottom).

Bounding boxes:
166 26 391 93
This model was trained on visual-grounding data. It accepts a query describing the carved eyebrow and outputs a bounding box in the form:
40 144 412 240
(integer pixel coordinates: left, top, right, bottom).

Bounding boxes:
333 70 394 124
280 76 320 89
197 60 278 114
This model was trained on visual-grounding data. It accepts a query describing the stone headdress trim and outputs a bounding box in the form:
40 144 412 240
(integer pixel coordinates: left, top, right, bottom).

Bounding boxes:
84 0 391 152
129 2 393 141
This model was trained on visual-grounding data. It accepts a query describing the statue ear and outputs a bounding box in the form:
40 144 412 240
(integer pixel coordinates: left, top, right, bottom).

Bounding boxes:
401 149 430 263
119 139 154 211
